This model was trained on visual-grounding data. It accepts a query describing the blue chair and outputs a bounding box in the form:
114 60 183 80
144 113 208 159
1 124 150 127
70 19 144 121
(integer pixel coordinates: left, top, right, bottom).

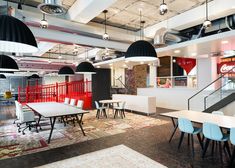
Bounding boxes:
202 122 231 162
229 128 235 166
178 118 203 157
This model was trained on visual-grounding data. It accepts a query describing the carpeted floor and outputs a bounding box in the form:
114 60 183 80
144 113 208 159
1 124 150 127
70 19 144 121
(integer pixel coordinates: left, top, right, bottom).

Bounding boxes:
36 145 167 168
0 110 170 160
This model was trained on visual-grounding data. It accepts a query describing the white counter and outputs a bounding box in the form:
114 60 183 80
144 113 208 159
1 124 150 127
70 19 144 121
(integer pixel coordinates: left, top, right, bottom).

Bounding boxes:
112 94 156 115
137 88 204 111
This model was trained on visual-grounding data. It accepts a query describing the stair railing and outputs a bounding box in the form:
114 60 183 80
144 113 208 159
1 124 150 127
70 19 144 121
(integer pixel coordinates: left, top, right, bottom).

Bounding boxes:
188 66 235 110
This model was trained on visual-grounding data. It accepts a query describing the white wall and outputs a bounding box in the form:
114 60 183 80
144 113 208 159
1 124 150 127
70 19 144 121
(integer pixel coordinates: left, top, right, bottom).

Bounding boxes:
220 101 235 116
138 57 220 110
111 67 125 88
43 76 65 85
149 65 157 87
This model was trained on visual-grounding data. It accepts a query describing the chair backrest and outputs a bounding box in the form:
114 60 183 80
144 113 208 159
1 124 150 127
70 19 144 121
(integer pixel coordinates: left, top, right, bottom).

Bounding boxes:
178 118 194 134
230 128 235 145
95 101 100 109
77 100 84 109
70 99 76 106
120 101 126 109
203 122 223 141
64 97 70 104
15 101 20 118
212 111 224 115
18 103 35 123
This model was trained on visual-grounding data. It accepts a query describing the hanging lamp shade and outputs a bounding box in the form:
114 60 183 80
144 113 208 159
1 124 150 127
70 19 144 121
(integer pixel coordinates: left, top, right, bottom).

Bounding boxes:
58 66 75 75
0 74 6 79
76 62 96 74
125 40 157 62
0 15 38 53
0 55 19 71
27 74 40 79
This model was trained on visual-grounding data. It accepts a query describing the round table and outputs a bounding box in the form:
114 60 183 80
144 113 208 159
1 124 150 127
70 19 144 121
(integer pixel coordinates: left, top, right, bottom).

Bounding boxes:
99 99 122 116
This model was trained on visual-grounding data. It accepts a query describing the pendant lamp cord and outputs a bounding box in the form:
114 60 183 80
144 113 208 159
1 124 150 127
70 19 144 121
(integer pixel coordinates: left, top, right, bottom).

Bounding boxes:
206 0 208 20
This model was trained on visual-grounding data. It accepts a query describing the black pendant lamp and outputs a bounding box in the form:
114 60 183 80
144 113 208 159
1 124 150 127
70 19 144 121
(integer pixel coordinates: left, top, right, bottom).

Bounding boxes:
0 55 19 71
58 66 75 75
76 62 96 74
0 15 38 53
27 74 40 79
0 74 6 79
125 11 157 62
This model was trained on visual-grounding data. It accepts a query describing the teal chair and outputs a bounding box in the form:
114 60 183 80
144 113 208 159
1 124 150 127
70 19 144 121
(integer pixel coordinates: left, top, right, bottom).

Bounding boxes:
178 118 203 157
230 128 235 166
202 122 231 162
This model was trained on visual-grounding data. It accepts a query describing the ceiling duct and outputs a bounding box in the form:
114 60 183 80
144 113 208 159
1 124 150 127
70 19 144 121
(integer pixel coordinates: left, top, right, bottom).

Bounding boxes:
95 49 117 61
154 28 185 47
38 0 66 15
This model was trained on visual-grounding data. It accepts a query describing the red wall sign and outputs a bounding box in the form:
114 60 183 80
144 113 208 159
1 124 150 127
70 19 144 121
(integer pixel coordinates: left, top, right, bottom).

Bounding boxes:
217 62 235 74
176 58 196 74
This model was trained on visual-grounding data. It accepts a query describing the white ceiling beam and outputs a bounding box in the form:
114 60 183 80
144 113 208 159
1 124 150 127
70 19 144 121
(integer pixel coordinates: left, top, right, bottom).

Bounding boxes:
144 0 235 38
32 41 58 56
5 2 139 43
67 0 117 24
29 26 129 51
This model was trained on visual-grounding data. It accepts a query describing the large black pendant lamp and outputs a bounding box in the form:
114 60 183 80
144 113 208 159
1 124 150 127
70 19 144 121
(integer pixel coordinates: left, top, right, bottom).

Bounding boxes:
58 66 75 75
0 55 19 71
76 62 96 74
125 11 157 62
27 74 40 79
0 74 7 79
76 48 96 74
0 15 38 53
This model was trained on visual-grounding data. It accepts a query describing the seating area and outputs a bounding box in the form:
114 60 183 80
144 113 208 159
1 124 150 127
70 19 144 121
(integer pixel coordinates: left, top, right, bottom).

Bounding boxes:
0 0 235 167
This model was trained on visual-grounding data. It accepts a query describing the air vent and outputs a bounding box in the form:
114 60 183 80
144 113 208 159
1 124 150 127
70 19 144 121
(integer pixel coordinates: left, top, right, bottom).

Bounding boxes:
38 0 66 15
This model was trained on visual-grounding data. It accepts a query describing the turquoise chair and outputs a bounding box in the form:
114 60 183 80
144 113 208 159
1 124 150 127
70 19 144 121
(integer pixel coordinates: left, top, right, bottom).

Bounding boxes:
230 128 235 166
202 122 231 162
178 118 203 157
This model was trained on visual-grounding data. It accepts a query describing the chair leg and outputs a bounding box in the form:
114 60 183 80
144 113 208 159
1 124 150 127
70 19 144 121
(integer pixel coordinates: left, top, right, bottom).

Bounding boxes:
120 110 123 119
218 141 223 163
202 138 210 158
188 134 190 146
103 109 107 118
123 110 125 118
114 109 117 118
224 141 231 157
191 134 195 157
197 133 203 150
178 132 185 149
211 141 215 156
230 147 235 167
96 109 100 119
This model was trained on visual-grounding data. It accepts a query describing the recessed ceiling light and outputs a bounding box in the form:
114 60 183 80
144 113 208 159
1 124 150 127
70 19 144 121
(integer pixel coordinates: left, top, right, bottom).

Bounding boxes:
221 40 229 44
191 53 197 56
58 55 62 59
109 63 113 66
140 61 144 64
125 60 129 63
174 50 181 54
97 66 100 68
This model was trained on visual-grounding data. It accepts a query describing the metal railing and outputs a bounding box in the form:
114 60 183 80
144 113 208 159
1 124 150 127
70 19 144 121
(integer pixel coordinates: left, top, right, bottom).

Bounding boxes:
188 66 235 110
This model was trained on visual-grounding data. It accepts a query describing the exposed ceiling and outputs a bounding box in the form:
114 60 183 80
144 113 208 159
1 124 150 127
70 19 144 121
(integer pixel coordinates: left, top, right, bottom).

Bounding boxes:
7 0 76 9
91 0 209 31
